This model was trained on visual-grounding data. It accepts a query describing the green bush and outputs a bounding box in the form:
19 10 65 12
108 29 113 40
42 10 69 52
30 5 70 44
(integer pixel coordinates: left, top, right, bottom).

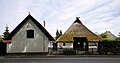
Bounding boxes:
0 38 3 42
98 41 120 54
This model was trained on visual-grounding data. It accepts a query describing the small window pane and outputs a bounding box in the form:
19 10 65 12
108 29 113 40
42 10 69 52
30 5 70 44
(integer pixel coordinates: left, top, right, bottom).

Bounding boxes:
27 30 34 38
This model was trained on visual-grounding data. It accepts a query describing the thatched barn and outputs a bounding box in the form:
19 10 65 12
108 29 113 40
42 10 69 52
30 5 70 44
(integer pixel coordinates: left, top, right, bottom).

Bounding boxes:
56 17 101 49
103 31 117 40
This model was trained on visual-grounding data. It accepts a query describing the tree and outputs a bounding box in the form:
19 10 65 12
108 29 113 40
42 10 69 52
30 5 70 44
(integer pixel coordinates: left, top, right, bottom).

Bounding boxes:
100 33 107 38
115 32 120 41
118 32 120 37
56 29 60 39
3 25 10 39
100 33 112 41
56 29 62 40
0 38 3 42
60 30 62 36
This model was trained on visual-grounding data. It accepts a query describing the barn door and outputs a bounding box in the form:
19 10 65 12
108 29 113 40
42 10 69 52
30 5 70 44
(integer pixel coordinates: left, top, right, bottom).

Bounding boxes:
53 42 57 51
73 37 88 51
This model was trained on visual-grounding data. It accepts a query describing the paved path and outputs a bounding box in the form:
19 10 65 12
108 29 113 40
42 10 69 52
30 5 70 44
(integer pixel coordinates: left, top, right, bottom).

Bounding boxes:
0 56 120 63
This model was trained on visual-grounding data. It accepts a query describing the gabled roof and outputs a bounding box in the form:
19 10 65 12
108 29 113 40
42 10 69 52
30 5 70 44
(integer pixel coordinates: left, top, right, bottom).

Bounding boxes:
57 17 101 42
5 14 54 41
104 31 117 40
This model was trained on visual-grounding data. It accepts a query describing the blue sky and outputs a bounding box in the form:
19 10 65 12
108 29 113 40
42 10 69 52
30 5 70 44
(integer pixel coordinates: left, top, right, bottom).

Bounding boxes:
0 0 120 37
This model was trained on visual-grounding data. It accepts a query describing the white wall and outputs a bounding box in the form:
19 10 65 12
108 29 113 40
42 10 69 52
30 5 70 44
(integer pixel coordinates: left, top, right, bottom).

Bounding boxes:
58 42 98 49
7 19 50 53
58 43 73 48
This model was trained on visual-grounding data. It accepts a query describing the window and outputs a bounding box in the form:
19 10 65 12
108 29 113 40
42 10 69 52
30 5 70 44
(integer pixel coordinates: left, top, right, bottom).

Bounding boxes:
26 30 34 38
63 43 66 46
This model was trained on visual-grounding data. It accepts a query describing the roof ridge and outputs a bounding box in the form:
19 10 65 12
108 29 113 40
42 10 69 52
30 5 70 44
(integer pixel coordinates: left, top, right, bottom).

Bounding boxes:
74 17 82 23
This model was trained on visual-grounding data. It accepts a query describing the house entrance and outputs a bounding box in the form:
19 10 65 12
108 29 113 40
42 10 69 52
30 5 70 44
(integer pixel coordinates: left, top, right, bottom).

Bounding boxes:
53 42 57 51
73 37 88 51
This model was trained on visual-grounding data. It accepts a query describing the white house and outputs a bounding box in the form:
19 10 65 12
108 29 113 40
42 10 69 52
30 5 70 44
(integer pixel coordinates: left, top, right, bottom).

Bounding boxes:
5 14 54 53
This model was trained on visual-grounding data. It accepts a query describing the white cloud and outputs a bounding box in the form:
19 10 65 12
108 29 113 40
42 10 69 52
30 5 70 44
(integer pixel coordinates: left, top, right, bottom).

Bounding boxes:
0 0 120 37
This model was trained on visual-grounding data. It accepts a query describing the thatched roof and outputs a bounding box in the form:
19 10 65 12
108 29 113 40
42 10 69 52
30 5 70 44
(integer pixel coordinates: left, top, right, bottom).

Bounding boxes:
104 31 117 40
57 17 101 42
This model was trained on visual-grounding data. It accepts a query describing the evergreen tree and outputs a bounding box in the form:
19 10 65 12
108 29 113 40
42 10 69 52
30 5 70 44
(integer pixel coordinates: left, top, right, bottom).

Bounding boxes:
118 32 120 37
3 25 9 38
56 29 63 40
56 29 60 39
115 32 120 41
60 30 62 36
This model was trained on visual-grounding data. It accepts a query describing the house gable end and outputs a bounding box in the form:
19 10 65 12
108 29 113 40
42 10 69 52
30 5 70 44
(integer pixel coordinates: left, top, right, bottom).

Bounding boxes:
5 14 54 41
